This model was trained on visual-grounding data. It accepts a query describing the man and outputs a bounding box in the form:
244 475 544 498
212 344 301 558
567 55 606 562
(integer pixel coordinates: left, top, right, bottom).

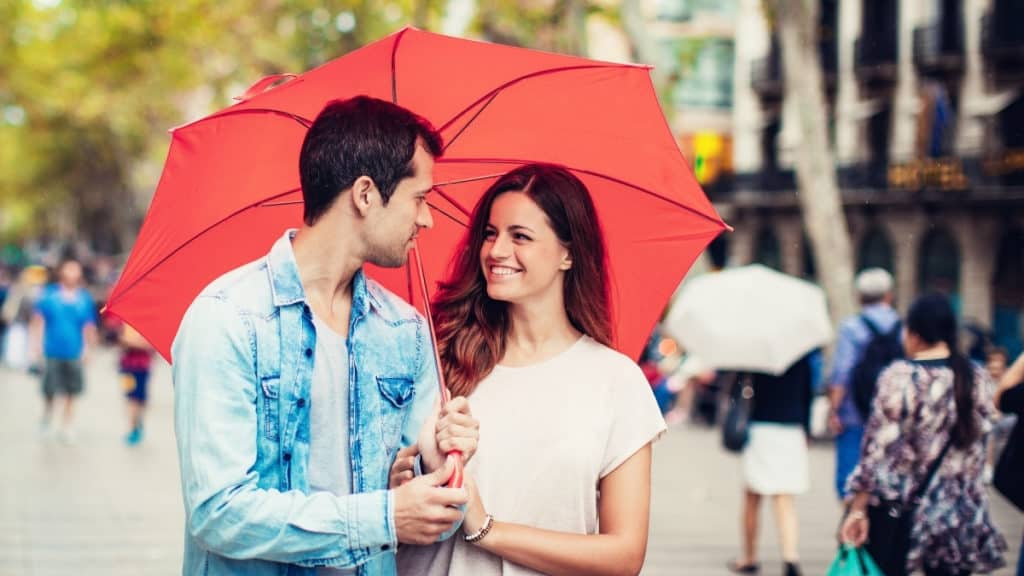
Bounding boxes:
30 258 97 442
827 267 900 498
172 96 479 576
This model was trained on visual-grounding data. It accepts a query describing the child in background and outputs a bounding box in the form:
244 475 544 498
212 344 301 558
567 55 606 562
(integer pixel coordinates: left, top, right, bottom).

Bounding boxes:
119 324 153 446
987 346 1016 483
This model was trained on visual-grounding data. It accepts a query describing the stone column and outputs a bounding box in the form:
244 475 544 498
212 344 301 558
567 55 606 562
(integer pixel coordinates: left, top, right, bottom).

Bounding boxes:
732 0 770 175
729 214 758 266
778 217 804 277
835 0 865 165
891 0 923 163
883 212 926 313
956 0 991 156
951 213 997 326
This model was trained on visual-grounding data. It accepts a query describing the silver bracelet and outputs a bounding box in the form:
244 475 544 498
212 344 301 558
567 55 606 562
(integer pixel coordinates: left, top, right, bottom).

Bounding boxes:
463 514 494 543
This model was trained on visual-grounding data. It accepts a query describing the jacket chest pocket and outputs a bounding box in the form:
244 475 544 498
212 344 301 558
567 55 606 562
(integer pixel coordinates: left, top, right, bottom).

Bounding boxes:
260 376 281 441
376 375 413 450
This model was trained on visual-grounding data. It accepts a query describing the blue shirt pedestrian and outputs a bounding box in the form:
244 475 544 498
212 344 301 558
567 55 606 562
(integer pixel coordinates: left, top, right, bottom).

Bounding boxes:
828 302 900 498
34 284 96 360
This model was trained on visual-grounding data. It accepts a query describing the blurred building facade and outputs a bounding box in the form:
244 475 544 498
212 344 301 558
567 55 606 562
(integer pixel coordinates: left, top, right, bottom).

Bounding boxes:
697 0 1024 357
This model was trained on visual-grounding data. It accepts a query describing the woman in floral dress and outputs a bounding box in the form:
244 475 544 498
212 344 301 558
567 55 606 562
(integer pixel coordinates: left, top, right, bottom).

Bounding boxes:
840 293 1006 576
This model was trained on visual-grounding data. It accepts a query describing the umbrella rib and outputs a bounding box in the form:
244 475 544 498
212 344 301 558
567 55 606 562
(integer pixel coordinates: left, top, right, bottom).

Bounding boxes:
435 157 728 229
430 186 472 217
425 201 469 227
442 91 500 153
106 187 303 311
178 108 313 132
436 64 644 136
391 27 413 104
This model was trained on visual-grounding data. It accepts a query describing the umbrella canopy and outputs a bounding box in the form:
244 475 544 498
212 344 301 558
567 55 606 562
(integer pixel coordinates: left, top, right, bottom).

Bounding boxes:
105 27 727 363
664 265 833 376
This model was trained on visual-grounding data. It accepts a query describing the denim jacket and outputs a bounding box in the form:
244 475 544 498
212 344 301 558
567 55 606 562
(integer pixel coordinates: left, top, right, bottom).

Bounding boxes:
171 230 440 576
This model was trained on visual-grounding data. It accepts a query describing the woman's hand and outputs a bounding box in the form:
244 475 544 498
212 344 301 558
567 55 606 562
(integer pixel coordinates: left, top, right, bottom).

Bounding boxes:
461 476 488 537
839 509 869 547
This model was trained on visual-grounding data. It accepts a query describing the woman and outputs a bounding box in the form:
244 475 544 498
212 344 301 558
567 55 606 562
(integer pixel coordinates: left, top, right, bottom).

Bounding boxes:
840 293 1006 576
729 352 815 576
397 163 666 575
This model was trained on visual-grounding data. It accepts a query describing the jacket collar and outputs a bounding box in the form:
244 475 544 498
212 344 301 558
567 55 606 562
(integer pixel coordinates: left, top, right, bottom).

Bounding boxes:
266 229 383 318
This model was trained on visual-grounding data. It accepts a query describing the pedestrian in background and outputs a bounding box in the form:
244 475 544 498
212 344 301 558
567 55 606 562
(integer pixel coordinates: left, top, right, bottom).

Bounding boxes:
984 346 1014 484
994 352 1024 576
827 268 901 499
729 353 814 576
118 323 153 446
1 265 47 370
840 293 1006 576
29 258 97 442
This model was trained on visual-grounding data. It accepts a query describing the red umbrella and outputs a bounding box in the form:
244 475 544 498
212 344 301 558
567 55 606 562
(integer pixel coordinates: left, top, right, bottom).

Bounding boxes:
107 26 727 370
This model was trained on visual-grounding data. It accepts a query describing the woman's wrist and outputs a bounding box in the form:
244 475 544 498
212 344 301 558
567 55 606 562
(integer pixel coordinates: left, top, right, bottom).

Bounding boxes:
464 514 494 544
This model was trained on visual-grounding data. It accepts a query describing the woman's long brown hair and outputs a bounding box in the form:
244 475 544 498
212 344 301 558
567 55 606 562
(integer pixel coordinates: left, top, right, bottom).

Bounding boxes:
432 164 613 397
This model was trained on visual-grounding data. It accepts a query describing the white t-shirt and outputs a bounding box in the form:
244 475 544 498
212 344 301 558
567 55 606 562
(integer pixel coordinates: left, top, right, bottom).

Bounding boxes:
397 336 666 576
307 315 355 576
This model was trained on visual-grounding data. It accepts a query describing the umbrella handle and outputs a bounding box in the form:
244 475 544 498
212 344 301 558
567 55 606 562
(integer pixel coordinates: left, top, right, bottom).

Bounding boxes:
413 243 464 489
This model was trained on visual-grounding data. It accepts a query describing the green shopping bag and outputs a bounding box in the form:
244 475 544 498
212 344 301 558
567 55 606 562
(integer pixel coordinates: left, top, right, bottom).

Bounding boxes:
827 544 887 576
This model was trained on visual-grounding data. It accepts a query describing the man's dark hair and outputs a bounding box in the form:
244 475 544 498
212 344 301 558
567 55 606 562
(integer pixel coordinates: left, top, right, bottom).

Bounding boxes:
299 96 443 225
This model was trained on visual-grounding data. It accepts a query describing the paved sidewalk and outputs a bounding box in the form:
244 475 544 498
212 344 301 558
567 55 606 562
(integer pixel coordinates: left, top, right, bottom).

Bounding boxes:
0 348 1020 575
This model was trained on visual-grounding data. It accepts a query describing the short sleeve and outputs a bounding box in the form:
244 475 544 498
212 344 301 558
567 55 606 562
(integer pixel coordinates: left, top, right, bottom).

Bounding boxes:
599 360 667 478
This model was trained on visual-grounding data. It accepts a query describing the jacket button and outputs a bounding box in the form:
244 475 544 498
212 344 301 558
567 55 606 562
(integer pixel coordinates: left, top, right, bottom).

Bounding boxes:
297 398 306 408
381 544 390 551
283 453 292 462
304 348 312 358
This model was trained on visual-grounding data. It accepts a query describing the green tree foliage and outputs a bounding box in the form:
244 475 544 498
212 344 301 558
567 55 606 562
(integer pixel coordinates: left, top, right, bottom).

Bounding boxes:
0 0 445 250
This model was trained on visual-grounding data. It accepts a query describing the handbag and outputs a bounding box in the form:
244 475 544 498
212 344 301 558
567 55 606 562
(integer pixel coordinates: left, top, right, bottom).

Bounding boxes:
864 436 952 576
722 374 754 453
826 545 885 576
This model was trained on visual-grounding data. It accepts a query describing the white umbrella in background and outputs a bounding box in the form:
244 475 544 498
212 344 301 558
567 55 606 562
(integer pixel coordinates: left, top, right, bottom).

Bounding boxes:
664 264 833 375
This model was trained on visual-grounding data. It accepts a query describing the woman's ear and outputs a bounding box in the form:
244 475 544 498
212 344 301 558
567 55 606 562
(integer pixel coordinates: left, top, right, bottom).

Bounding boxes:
559 251 573 271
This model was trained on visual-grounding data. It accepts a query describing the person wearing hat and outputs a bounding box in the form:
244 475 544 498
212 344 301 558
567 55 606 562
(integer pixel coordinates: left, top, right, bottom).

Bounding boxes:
826 267 900 499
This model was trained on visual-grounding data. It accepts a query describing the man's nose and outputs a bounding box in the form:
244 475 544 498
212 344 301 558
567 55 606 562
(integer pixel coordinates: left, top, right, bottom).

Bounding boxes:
418 202 434 229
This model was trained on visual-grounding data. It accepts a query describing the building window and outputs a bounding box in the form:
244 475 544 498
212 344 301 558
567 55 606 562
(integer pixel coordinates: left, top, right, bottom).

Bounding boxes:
867 104 893 188
993 226 1024 357
802 234 816 279
858 226 895 273
707 233 729 270
918 226 960 300
754 226 781 270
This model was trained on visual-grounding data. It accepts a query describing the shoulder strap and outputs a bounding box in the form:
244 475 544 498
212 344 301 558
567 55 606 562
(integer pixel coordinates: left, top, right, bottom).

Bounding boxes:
900 369 952 508
860 313 881 336
909 435 954 507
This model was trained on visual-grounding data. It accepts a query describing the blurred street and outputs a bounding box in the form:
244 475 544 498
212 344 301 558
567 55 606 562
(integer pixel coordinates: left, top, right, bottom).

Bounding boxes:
0 347 1020 575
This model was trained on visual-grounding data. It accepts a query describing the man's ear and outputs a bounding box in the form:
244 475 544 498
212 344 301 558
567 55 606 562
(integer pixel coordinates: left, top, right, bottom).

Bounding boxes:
351 176 378 218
